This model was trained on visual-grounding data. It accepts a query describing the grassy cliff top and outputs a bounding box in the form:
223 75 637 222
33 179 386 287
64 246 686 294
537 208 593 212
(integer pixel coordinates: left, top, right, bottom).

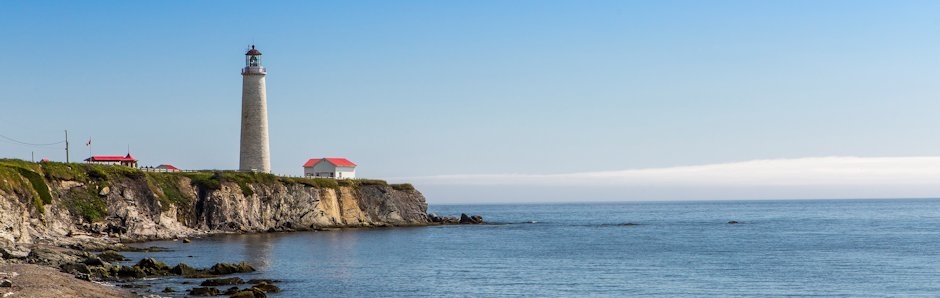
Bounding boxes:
0 158 413 191
0 158 415 222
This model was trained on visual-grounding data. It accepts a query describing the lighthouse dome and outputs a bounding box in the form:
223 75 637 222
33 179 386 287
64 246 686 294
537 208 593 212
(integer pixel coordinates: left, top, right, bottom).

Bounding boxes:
245 45 262 55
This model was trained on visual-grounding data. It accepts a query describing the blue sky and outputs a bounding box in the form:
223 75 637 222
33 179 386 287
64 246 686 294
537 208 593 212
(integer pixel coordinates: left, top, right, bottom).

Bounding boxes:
3 1 940 203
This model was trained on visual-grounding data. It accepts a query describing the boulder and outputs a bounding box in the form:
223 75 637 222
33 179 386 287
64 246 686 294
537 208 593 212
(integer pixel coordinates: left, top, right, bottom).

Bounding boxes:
247 279 279 284
189 287 220 296
0 279 11 287
223 286 241 295
98 186 111 196
459 213 484 224
83 255 106 266
60 262 90 274
115 265 146 278
231 288 267 298
98 250 129 262
201 277 245 286
207 262 256 275
728 220 739 224
250 283 281 293
162 287 176 293
135 258 170 271
171 262 198 276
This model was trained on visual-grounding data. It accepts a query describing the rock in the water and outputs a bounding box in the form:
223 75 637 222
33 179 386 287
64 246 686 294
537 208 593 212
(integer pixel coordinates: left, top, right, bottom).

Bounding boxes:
171 262 198 276
0 279 11 287
459 213 484 224
162 287 176 293
201 277 244 286
115 265 146 278
135 258 170 271
207 262 256 275
182 238 192 243
728 220 739 224
98 250 128 262
428 213 443 223
231 289 267 298
188 287 220 296
223 286 241 295
250 283 281 293
247 279 278 284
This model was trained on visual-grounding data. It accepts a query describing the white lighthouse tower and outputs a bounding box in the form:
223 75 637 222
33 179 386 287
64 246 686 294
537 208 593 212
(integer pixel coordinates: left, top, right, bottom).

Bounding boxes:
239 45 271 173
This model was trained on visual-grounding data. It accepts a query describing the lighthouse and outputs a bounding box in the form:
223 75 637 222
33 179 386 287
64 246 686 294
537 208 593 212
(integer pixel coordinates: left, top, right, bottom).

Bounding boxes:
239 45 271 173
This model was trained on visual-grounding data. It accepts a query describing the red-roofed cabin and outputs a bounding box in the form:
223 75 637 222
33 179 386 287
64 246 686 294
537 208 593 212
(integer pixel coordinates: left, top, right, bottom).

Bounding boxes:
303 158 357 179
85 154 138 168
156 164 180 172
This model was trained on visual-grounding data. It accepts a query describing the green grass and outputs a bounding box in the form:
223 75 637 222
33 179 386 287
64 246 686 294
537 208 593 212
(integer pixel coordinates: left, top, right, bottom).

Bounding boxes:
40 162 89 181
357 179 389 187
16 168 52 209
62 187 107 222
390 183 415 191
145 173 192 210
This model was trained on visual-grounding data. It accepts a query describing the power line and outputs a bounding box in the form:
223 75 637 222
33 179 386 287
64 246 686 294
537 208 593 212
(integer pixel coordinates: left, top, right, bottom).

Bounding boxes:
0 133 66 147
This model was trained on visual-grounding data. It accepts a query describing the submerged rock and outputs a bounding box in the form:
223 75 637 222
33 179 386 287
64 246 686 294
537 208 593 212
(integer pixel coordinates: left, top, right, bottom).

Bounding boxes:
223 286 241 295
231 289 267 298
207 262 256 275
189 287 220 296
201 277 244 286
250 283 281 293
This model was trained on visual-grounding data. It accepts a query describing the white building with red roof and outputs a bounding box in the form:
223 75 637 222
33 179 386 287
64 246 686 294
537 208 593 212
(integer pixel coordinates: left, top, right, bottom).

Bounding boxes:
303 158 357 179
85 153 138 168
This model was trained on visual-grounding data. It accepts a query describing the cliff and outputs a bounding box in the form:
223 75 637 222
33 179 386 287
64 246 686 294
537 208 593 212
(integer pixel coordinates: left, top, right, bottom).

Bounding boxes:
0 159 429 254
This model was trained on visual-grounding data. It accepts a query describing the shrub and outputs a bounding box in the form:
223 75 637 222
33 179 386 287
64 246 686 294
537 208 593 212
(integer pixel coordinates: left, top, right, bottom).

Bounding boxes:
63 188 107 222
88 168 109 181
390 183 415 191
41 162 87 181
145 173 191 210
17 168 52 205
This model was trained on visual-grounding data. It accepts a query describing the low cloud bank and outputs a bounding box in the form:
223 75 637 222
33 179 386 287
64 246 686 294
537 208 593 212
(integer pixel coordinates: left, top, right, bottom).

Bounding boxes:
389 157 940 203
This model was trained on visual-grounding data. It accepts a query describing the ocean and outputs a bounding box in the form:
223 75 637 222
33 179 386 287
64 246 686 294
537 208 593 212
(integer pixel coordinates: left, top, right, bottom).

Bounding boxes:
121 199 940 297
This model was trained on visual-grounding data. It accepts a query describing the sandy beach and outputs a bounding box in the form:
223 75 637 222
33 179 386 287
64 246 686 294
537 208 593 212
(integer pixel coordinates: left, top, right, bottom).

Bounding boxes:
0 263 134 298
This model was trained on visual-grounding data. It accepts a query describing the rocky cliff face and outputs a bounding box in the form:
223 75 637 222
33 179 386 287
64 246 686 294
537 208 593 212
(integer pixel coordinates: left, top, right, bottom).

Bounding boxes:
0 160 429 253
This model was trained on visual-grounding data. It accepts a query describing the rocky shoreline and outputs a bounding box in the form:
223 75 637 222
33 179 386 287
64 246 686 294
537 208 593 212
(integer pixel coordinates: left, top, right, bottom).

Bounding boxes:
0 159 484 297
1 213 484 297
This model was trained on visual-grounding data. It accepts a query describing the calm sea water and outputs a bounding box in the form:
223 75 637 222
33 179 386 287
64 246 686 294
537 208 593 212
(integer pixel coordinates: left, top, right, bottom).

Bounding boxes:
121 199 940 297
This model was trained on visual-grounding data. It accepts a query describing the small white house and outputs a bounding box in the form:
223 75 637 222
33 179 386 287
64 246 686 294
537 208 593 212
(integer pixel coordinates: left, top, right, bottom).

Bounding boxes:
303 158 357 179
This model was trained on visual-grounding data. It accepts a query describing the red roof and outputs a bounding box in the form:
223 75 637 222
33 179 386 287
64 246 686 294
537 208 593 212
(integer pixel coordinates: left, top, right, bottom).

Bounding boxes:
157 164 179 170
245 45 262 55
303 158 356 168
85 155 137 162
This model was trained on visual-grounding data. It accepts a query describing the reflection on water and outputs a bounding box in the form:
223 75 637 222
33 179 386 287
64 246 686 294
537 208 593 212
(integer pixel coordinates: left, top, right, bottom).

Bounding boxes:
122 200 940 297
243 233 276 270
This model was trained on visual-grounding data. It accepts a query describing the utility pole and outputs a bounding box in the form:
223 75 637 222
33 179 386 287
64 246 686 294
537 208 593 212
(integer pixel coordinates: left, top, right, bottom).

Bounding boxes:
64 130 70 163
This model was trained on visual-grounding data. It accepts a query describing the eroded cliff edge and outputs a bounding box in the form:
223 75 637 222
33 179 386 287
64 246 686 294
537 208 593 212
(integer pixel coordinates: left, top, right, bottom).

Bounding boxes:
0 159 429 254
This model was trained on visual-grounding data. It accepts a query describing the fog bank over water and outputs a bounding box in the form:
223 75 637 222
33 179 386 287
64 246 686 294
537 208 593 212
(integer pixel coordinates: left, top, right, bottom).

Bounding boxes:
390 157 940 204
